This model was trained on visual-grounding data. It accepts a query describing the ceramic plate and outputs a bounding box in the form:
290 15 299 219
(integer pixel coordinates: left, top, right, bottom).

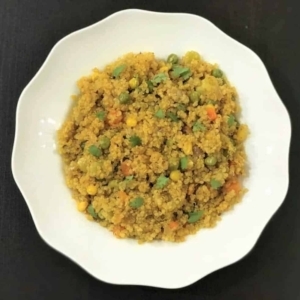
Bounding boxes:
12 9 291 288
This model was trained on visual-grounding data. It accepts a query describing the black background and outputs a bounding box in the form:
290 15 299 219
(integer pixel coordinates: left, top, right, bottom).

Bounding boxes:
1 0 300 299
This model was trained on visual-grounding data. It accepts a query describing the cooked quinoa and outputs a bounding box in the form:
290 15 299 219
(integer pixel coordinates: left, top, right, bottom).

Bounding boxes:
57 51 248 243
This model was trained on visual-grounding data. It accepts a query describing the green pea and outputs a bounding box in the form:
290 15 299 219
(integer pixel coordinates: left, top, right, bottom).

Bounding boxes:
89 145 102 157
119 92 130 104
189 91 199 103
99 136 110 149
167 54 179 64
212 69 223 78
204 156 217 166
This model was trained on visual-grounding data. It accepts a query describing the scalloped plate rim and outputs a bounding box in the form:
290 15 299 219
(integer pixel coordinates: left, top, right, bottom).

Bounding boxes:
11 9 291 289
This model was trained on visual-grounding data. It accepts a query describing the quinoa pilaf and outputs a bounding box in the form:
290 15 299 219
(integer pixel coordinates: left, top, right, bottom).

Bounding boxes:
57 51 248 243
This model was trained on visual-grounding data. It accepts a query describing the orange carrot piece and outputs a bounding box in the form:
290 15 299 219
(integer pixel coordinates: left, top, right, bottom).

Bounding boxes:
206 106 217 121
107 109 123 126
112 225 124 238
120 161 132 176
169 221 179 230
225 180 241 194
118 191 129 202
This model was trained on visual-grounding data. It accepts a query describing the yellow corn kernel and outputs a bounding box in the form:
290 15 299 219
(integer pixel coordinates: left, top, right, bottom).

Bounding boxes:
184 51 201 63
77 201 88 212
170 170 181 181
86 184 98 195
236 124 249 142
129 77 139 89
159 66 170 72
126 117 137 127
182 141 193 155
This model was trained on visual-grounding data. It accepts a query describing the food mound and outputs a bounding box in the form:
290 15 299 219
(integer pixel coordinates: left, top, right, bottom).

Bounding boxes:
57 51 248 243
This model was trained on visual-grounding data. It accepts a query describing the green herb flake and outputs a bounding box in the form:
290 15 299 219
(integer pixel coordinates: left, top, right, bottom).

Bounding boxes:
228 114 235 126
112 64 126 78
192 121 206 132
182 70 192 81
88 145 102 157
155 109 165 119
210 179 222 190
125 175 134 182
188 211 204 223
151 73 168 85
96 111 106 121
172 65 192 79
129 197 144 208
207 99 217 105
166 111 179 122
146 80 154 93
129 135 142 147
87 205 98 218
177 104 187 111
155 175 169 189
180 156 188 170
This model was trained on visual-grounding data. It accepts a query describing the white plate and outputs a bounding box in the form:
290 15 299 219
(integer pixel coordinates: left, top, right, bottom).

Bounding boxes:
11 9 291 288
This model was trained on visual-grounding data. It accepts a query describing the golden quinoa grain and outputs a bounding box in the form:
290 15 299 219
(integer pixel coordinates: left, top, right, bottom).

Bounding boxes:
57 51 248 243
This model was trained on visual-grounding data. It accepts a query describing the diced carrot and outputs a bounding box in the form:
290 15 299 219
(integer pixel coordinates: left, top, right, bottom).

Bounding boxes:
107 109 123 126
169 221 179 230
225 180 241 194
121 161 132 176
118 191 129 202
112 225 124 238
206 105 217 121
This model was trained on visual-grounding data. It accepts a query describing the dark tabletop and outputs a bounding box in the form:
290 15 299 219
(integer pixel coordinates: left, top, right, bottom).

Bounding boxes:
1 0 300 299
